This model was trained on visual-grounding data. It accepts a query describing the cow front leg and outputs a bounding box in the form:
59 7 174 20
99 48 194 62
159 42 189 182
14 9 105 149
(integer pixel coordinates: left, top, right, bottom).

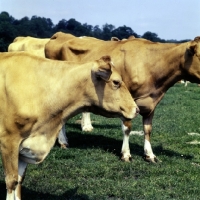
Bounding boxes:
121 120 132 162
14 159 28 200
81 112 93 132
0 140 20 200
143 112 159 163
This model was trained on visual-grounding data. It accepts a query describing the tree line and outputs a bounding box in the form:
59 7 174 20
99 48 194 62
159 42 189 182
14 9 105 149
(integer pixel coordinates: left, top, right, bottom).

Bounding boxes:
0 11 190 52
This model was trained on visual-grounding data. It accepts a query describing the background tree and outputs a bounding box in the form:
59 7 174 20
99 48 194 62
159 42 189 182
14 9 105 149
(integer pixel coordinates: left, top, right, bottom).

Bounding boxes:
29 16 54 38
142 31 162 42
0 12 17 51
0 11 190 52
92 25 102 39
102 23 115 40
112 25 140 39
54 18 92 36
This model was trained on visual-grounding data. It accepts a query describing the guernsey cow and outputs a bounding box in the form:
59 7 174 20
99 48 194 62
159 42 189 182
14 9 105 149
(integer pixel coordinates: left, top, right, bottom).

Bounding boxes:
45 33 116 132
8 36 50 57
44 32 75 60
45 33 102 132
0 52 139 200
45 33 200 163
8 36 69 148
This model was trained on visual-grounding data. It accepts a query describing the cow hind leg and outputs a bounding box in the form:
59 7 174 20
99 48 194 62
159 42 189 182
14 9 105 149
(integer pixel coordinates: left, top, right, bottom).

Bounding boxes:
81 112 93 132
121 120 132 162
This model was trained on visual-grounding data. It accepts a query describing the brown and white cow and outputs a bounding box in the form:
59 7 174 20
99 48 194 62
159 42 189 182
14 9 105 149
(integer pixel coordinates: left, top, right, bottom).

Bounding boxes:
0 52 139 200
45 32 200 163
8 36 69 148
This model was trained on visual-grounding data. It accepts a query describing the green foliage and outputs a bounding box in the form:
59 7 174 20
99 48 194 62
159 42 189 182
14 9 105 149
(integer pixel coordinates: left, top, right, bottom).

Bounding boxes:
1 83 200 199
112 25 139 40
0 11 190 52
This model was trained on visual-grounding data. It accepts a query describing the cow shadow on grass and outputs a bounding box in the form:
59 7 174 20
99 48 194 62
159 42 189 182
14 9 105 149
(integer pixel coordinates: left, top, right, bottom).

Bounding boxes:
0 182 89 200
58 122 194 161
153 145 193 160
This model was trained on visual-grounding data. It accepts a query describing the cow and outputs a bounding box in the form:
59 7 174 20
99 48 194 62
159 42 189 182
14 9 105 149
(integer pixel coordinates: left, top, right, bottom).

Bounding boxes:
8 36 69 148
0 52 139 200
45 32 200 163
44 32 75 60
45 34 132 132
45 33 102 132
8 36 50 57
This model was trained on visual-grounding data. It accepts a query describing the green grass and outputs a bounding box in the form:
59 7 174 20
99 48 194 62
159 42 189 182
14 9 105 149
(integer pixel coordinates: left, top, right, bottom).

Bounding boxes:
1 83 200 199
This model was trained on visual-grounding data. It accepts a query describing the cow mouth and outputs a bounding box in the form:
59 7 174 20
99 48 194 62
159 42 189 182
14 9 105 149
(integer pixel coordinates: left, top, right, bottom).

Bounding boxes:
120 106 140 120
87 105 139 120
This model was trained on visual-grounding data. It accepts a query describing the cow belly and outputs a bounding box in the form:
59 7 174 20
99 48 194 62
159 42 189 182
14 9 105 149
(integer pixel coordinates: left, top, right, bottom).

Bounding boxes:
19 134 56 164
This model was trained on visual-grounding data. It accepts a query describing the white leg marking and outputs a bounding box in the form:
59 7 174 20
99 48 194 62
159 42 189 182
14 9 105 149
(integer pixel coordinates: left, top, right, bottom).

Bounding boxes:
121 121 131 161
81 112 93 132
14 160 27 200
6 190 15 200
144 139 155 158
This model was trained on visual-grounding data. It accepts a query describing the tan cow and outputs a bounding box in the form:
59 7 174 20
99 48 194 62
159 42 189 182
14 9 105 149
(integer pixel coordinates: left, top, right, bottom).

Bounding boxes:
8 36 50 57
44 32 75 60
45 33 200 163
8 36 69 148
0 52 139 200
45 34 127 132
45 33 103 132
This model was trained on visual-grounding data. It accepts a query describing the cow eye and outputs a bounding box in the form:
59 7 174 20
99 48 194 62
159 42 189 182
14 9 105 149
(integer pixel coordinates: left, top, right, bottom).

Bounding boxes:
113 80 121 88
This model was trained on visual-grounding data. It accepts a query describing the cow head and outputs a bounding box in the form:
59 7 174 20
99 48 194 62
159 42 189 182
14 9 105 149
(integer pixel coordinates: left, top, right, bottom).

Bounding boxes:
88 56 139 121
189 37 200 57
184 36 200 82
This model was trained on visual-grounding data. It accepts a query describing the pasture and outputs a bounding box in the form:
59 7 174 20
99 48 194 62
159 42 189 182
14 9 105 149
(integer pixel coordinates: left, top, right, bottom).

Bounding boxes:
1 83 200 199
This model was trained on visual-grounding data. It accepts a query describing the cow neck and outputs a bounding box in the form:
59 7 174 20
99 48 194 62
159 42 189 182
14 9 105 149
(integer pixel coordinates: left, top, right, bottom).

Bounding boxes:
157 42 188 88
51 61 93 121
122 41 189 99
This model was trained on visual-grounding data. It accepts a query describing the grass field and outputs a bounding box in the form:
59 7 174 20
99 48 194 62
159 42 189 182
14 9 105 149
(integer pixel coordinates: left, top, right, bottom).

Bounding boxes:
1 83 200 200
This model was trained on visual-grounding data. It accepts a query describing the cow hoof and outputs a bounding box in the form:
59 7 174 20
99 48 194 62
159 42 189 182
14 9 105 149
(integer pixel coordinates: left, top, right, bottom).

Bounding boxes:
144 156 161 163
60 144 69 149
82 126 94 132
121 155 132 162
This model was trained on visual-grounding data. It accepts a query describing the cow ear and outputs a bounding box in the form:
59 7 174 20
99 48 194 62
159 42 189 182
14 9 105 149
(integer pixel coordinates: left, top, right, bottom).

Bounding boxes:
95 56 112 81
194 36 200 42
111 37 120 41
189 41 197 55
189 37 200 55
